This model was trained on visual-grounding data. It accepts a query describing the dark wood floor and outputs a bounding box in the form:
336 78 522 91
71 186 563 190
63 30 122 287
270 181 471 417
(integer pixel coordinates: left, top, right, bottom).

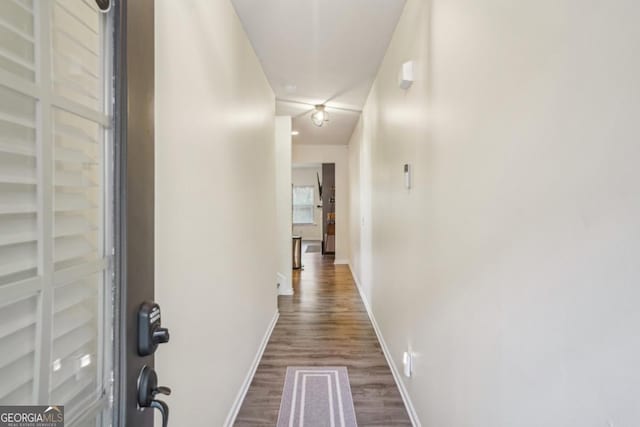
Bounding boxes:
234 243 412 426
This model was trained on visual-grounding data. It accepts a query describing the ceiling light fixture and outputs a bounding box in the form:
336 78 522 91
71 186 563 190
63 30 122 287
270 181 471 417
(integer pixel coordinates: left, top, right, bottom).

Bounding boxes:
291 130 299 136
310 105 329 127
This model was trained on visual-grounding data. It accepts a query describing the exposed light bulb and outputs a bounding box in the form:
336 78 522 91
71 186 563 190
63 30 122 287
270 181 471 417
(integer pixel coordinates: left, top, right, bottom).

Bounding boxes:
291 130 300 136
310 105 329 127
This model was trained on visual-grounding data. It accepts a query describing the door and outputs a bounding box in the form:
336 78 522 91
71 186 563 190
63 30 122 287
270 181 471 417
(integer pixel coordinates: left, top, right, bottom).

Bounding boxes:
0 0 116 425
112 0 165 426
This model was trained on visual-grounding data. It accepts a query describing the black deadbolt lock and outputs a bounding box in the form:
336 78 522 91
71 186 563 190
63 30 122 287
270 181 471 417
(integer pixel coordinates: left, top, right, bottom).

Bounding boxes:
138 301 170 356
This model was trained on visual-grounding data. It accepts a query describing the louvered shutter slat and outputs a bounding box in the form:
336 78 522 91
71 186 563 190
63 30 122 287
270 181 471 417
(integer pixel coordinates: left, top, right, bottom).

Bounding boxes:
51 375 94 411
52 325 94 363
0 189 37 214
0 0 35 82
55 145 95 164
51 350 94 392
0 356 34 401
0 295 37 403
0 325 35 369
54 215 96 239
0 381 32 406
54 278 96 314
0 79 37 286
0 214 37 246
0 140 36 157
53 306 93 340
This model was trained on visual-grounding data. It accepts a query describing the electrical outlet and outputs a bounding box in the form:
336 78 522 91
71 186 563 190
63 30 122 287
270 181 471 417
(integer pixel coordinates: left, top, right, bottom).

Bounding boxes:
402 351 412 378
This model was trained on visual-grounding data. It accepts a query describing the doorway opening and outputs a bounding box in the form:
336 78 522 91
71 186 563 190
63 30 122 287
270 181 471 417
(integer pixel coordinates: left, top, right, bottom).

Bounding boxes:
319 163 336 256
291 163 322 253
291 162 336 260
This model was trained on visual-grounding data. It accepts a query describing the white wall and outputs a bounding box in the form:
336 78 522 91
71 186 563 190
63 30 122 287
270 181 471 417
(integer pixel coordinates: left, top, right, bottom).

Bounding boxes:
275 117 293 294
292 145 349 263
349 0 640 425
155 1 277 425
292 165 323 240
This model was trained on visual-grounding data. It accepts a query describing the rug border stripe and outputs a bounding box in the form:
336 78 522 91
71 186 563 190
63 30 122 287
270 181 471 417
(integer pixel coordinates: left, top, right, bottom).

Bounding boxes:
277 366 356 427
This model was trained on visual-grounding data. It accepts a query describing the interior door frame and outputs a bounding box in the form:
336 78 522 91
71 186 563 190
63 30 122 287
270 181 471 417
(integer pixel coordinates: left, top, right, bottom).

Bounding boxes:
112 0 155 425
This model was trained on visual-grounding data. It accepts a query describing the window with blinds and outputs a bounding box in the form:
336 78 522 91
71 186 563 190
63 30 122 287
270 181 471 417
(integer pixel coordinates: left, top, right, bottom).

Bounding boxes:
0 1 113 426
292 186 315 225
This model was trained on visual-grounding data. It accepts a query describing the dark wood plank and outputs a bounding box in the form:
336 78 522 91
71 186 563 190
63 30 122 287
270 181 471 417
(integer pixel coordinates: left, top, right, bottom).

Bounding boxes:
235 244 412 426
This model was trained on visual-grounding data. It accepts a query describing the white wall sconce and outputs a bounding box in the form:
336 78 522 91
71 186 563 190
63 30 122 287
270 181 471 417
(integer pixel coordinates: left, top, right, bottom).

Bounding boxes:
398 60 414 90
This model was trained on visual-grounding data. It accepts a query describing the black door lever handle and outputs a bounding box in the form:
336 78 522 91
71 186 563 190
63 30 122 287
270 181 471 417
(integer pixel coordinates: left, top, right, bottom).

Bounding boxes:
154 385 171 396
150 399 169 427
137 366 171 427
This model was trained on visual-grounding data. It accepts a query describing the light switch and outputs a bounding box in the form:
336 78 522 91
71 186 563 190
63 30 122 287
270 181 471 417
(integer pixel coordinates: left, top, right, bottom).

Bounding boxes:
404 164 411 190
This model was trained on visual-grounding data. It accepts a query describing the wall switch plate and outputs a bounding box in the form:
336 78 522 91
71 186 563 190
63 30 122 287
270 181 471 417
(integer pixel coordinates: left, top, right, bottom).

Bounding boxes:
404 164 411 189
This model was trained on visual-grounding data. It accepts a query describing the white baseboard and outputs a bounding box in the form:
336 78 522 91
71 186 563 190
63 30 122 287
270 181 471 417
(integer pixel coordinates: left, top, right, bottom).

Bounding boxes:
347 263 422 427
223 310 280 427
279 287 294 296
333 259 349 265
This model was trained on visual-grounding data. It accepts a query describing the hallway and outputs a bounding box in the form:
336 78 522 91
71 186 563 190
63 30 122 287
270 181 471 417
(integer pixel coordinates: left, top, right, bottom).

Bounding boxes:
1 0 640 426
235 244 411 426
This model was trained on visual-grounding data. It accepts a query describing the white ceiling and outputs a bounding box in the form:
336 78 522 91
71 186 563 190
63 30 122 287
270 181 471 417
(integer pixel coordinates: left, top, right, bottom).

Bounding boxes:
231 0 406 145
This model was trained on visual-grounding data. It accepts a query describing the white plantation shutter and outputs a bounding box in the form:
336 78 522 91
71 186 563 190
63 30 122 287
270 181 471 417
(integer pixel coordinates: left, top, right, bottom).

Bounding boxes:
0 0 39 407
52 275 100 410
0 85 37 284
0 1 113 426
51 106 104 416
52 0 102 112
